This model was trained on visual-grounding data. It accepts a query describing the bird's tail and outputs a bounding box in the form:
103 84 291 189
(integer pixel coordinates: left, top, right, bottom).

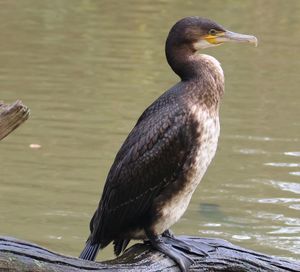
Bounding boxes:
79 240 100 261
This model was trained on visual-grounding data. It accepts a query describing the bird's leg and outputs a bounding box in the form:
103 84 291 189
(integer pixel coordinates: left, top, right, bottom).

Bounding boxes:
162 229 175 238
146 230 194 272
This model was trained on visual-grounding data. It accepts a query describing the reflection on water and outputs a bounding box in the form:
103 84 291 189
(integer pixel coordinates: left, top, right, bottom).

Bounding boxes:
0 0 300 261
270 180 300 194
285 152 300 157
265 163 300 167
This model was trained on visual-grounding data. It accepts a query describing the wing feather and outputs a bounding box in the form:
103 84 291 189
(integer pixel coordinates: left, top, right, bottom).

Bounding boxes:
89 93 195 247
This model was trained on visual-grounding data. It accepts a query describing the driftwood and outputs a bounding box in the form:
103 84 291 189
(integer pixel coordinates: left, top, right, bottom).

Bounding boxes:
0 236 299 272
0 100 30 140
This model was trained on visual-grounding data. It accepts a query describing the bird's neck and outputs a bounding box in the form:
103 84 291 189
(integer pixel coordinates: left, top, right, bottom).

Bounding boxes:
166 45 198 80
190 54 225 110
167 44 224 83
194 53 224 82
166 46 225 107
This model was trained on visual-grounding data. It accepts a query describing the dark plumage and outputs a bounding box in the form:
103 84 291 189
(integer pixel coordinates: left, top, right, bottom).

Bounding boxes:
79 16 257 271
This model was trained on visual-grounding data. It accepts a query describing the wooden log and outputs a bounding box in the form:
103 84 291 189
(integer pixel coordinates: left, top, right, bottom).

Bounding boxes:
0 100 30 141
0 236 299 272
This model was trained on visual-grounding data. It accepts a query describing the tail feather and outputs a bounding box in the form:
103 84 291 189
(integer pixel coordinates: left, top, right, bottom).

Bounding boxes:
79 240 100 261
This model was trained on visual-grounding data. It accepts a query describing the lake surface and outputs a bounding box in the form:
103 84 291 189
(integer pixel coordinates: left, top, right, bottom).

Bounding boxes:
1 0 300 261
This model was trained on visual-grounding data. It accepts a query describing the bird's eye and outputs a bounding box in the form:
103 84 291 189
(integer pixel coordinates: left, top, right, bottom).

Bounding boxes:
209 29 217 36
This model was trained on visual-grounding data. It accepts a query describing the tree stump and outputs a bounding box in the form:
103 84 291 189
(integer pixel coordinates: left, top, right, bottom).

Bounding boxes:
0 236 299 271
0 100 30 140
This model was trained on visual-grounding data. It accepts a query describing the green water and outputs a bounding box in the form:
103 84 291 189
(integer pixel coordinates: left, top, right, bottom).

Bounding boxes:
1 0 299 261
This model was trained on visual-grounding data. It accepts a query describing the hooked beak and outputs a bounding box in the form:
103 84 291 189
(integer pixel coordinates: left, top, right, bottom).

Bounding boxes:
205 31 258 47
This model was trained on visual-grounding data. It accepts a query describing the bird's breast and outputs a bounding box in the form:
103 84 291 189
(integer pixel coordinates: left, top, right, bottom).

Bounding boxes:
150 107 220 235
186 106 220 192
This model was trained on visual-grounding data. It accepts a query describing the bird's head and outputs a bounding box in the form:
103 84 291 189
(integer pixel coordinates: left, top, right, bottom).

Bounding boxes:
167 17 257 51
165 17 257 79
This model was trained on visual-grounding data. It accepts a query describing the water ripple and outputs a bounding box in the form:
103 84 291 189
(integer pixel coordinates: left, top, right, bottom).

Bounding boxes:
289 204 300 210
232 235 251 240
255 235 300 255
269 227 300 234
264 162 300 167
257 198 300 204
269 180 300 194
228 135 299 142
289 171 300 176
256 212 300 225
284 151 300 157
237 148 267 155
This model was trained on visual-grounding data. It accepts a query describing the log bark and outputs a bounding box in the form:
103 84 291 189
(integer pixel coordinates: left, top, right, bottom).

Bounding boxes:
0 100 30 141
0 236 299 272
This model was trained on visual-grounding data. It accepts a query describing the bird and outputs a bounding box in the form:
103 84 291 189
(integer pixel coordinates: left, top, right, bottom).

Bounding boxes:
79 16 257 271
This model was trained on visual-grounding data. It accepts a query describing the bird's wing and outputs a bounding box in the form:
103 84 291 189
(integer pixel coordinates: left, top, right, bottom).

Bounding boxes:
90 101 195 246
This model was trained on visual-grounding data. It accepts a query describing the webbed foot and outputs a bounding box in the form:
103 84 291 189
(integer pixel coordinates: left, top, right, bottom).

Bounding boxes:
162 232 213 257
146 230 194 272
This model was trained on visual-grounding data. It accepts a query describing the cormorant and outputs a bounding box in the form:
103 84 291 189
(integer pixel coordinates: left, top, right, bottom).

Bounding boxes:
79 17 257 271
